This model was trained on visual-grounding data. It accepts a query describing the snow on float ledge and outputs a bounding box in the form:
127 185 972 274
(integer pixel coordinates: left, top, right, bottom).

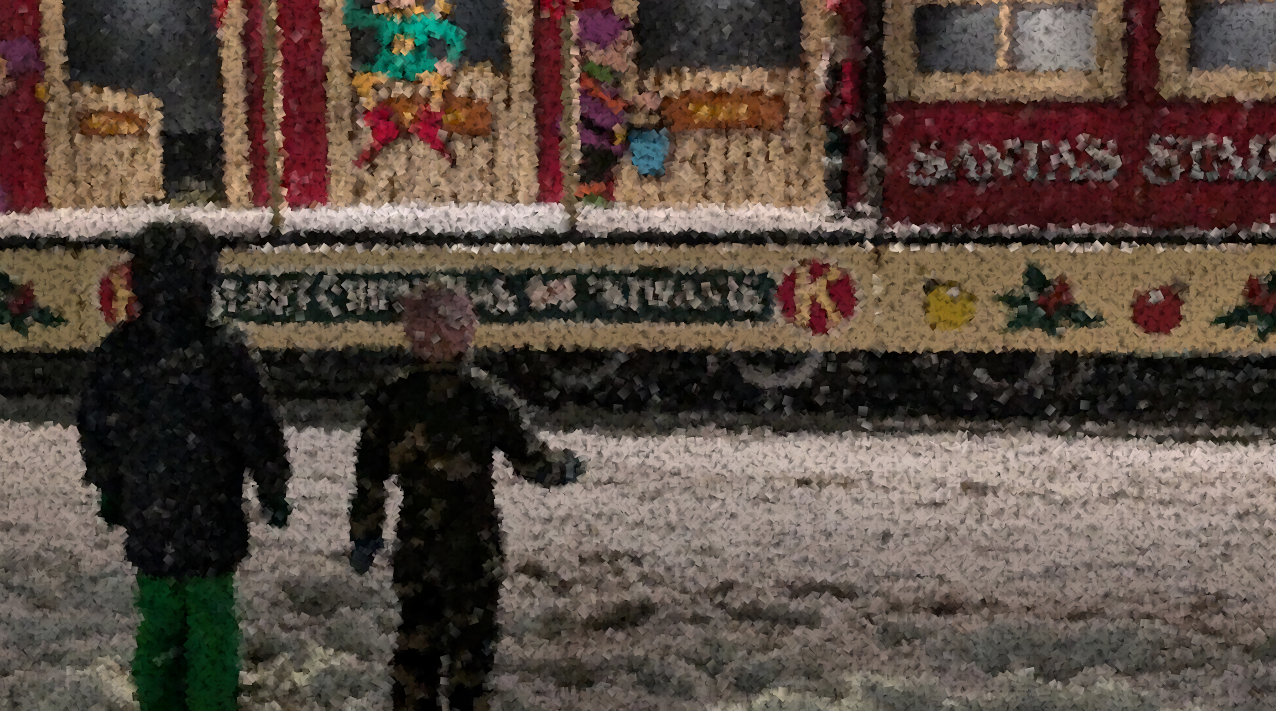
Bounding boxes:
0 205 276 239
0 203 573 239
577 202 878 237
278 202 572 235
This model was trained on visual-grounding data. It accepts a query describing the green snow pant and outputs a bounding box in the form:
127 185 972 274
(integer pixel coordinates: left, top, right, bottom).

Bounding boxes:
133 574 241 711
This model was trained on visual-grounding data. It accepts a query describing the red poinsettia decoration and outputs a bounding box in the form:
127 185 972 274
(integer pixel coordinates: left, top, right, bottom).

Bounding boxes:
1132 283 1187 335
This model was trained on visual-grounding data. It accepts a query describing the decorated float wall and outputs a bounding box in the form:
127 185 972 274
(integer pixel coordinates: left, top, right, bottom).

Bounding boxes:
2 242 1275 357
8 0 1276 226
0 0 847 211
882 0 1276 229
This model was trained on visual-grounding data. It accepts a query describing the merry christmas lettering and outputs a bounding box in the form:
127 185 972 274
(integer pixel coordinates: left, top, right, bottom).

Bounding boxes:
214 270 773 324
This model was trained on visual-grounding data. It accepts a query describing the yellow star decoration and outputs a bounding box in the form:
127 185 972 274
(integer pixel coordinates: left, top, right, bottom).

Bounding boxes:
924 281 978 331
791 263 850 332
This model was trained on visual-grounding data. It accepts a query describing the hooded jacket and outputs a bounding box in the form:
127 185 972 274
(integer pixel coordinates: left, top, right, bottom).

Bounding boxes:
77 224 291 578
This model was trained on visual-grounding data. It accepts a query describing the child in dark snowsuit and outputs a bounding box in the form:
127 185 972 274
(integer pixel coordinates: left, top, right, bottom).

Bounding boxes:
348 282 584 711
77 223 292 711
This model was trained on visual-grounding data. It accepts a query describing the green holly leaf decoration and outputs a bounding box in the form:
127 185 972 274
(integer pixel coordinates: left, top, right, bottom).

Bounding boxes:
997 263 1104 338
0 273 67 336
1212 271 1276 342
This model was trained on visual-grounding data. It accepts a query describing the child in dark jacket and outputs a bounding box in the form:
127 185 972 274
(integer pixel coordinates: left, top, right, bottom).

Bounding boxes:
348 282 583 711
77 223 292 711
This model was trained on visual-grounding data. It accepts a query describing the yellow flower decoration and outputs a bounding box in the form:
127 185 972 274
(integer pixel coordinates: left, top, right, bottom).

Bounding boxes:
924 280 977 331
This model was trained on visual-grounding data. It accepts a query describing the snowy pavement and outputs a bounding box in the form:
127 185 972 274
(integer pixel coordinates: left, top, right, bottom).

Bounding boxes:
3 415 1276 710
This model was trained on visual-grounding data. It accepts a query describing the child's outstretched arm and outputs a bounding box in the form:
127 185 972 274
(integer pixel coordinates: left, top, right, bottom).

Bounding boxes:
349 387 393 572
483 389 584 487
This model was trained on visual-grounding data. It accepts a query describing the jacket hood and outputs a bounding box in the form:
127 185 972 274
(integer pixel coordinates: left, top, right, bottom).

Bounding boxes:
127 222 220 339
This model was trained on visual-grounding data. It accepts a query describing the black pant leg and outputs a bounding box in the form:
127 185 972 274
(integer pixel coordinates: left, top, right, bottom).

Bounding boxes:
393 479 504 711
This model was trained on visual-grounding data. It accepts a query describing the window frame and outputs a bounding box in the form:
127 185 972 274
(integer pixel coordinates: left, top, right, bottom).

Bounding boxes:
1157 0 1276 100
885 0 1126 103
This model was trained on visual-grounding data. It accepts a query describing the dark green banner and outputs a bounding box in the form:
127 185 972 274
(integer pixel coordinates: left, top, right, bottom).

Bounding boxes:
216 268 775 325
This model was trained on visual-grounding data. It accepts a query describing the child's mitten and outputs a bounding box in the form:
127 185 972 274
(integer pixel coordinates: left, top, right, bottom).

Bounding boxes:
100 491 125 529
261 495 291 528
350 537 385 575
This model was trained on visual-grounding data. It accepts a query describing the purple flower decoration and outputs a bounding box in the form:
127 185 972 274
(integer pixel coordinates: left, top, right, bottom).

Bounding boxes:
0 37 43 76
577 8 631 48
580 94 625 130
580 126 624 155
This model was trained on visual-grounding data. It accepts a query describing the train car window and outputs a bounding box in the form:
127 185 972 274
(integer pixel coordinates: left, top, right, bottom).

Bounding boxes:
1189 1 1276 71
633 0 803 71
887 0 1123 101
1013 4 1096 71
347 0 509 73
63 0 222 135
914 5 999 74
1158 0 1276 98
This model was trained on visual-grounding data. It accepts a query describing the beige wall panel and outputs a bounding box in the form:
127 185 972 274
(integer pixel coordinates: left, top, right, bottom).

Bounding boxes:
875 245 1276 355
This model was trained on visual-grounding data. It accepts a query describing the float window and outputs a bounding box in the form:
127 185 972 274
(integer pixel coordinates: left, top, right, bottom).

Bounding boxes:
888 0 1123 102
347 0 509 73
1013 4 1096 71
633 0 803 71
1189 1 1276 71
914 5 999 74
1158 0 1276 99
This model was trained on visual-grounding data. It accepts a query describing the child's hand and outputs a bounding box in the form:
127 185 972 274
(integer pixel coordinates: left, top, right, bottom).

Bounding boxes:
100 491 125 529
351 537 384 574
561 451 585 484
540 450 585 486
261 496 291 528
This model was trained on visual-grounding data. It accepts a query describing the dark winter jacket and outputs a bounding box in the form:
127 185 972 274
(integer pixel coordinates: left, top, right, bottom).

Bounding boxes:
77 223 291 578
349 363 577 557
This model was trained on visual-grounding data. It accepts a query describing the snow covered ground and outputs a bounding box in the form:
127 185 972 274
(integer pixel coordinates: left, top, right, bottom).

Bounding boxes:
3 413 1276 710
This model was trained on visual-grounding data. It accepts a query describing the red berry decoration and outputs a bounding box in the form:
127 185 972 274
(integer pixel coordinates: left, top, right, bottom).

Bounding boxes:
998 264 1103 337
1132 283 1187 335
5 281 35 317
0 272 66 335
1035 276 1074 317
